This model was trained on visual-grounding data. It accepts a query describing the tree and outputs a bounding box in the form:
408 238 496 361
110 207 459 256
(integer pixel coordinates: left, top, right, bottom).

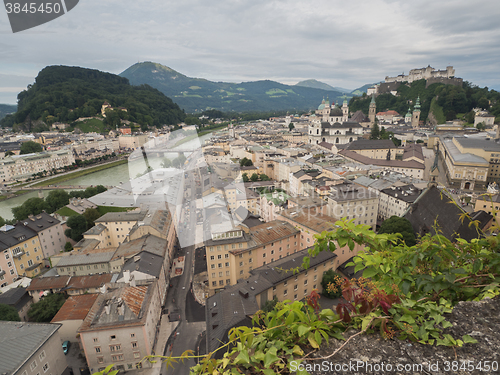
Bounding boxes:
476 122 486 131
0 304 20 321
320 269 343 299
27 293 66 322
477 97 490 110
370 122 380 140
262 297 279 313
250 173 259 182
242 173 249 182
64 242 73 252
161 158 172 168
20 141 43 154
288 122 295 131
0 216 5 227
260 174 270 181
45 190 70 213
4 151 14 156
12 198 50 221
378 216 416 246
239 157 253 167
64 215 88 242
83 208 101 228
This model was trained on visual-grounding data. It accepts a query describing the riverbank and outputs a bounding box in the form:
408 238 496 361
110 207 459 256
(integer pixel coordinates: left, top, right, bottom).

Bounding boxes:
30 159 128 187
174 125 228 147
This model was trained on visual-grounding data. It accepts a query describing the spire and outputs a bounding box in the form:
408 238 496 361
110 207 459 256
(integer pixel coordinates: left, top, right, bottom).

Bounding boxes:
414 96 421 112
370 95 376 104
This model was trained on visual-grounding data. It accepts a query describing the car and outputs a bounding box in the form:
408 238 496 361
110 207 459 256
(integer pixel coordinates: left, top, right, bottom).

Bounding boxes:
62 340 70 354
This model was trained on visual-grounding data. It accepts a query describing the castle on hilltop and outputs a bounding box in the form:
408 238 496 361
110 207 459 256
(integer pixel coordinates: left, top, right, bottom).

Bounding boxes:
385 65 455 83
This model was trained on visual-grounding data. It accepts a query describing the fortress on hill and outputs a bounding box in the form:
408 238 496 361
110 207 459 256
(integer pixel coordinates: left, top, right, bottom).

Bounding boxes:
385 65 456 83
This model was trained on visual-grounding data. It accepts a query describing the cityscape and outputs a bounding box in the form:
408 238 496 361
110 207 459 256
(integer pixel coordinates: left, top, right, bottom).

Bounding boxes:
1 1 500 375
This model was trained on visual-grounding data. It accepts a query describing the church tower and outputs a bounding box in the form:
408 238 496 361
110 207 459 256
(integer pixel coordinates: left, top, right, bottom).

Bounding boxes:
229 123 235 138
368 95 376 124
412 96 421 128
405 108 412 124
342 98 349 122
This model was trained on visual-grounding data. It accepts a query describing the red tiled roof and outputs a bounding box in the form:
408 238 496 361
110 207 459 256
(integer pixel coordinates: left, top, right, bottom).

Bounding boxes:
51 294 98 322
122 285 149 317
27 276 70 291
66 274 113 290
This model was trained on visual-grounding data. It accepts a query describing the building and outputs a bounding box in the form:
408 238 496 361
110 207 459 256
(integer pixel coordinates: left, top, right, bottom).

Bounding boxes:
92 210 148 248
326 183 379 230
78 282 161 373
0 321 68 375
474 193 500 227
368 95 376 124
412 96 421 128
0 149 75 183
0 223 44 280
51 294 99 342
437 136 492 190
204 221 300 295
378 184 422 221
56 252 114 276
385 65 455 83
118 134 148 150
22 213 66 258
474 111 495 127
345 139 402 160
205 248 339 357
26 276 71 303
0 287 33 321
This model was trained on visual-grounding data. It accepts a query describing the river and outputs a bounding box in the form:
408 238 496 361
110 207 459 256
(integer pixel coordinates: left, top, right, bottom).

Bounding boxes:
0 131 218 220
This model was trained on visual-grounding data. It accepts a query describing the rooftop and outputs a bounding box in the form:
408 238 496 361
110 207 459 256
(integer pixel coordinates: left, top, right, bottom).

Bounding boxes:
95 209 148 223
51 294 99 322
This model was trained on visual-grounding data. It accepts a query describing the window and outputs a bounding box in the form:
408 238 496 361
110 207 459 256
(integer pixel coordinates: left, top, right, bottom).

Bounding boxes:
42 363 49 373
219 280 224 285
97 357 104 364
239 262 243 267
134 352 141 358
218 263 222 268
284 289 288 296
304 279 308 285
95 347 101 353
132 342 138 348
212 281 216 286
210 256 214 260
30 361 37 371
225 262 229 267
110 335 116 340
93 338 99 343
219 272 223 277
211 264 215 269
112 355 124 361
294 284 298 291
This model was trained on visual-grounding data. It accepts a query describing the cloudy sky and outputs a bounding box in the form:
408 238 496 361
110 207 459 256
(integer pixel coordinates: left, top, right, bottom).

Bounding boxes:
1 0 500 104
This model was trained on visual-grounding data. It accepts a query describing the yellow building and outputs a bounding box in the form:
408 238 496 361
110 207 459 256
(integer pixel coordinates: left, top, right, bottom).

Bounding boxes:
204 221 300 295
0 223 43 278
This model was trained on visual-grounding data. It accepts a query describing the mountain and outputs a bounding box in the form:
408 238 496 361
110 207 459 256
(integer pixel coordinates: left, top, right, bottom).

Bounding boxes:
120 62 346 113
295 79 337 91
350 83 379 97
1 65 185 130
0 104 16 120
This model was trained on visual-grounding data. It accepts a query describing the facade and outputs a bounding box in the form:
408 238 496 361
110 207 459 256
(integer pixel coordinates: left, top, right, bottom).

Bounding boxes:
78 282 161 373
56 252 114 276
0 322 67 375
204 221 300 295
326 183 379 230
0 287 33 321
118 134 148 150
0 224 44 281
0 149 75 183
474 111 495 127
345 139 402 160
23 213 66 258
92 210 148 248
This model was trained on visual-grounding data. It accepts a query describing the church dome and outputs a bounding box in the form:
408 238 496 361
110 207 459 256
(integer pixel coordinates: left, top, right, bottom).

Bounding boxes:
329 107 343 116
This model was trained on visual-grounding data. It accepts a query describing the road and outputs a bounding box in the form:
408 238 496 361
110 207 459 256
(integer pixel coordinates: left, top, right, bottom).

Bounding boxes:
163 154 207 375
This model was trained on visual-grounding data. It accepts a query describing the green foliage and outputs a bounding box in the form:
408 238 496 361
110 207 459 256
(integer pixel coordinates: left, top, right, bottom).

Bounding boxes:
262 297 279 313
28 293 67 322
369 122 379 140
64 241 73 252
65 215 88 242
45 190 70 213
83 208 101 229
5 151 15 156
12 66 185 130
20 141 43 154
12 197 50 221
0 304 21 321
250 173 259 182
260 173 271 181
161 158 172 168
288 122 295 131
378 216 416 246
242 173 249 183
321 269 343 299
476 122 486 131
0 216 5 227
239 157 253 167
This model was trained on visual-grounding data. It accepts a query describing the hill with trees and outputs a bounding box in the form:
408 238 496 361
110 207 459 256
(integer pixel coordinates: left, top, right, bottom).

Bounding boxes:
349 79 500 125
0 104 16 120
0 65 186 131
120 62 347 113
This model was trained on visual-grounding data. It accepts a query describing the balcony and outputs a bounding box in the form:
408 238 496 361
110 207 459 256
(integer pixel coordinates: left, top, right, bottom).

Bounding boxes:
12 250 25 259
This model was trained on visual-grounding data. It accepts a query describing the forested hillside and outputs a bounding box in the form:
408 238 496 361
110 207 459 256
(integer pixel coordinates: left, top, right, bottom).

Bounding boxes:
349 80 500 125
0 104 16 120
0 66 186 130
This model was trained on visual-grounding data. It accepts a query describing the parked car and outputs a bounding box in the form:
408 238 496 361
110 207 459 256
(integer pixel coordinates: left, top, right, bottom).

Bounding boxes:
62 340 70 354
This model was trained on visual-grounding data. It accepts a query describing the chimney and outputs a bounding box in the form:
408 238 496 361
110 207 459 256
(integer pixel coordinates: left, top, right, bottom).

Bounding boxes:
104 304 110 315
100 284 107 294
130 274 136 287
123 270 131 284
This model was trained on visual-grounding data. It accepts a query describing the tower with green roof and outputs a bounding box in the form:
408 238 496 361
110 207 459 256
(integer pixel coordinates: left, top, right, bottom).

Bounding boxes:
369 95 376 124
412 96 421 128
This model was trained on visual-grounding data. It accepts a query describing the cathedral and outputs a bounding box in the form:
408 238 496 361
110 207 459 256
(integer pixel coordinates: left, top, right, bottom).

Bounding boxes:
308 98 363 145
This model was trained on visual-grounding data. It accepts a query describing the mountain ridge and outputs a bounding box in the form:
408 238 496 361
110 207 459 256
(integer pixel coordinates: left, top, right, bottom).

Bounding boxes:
120 62 359 113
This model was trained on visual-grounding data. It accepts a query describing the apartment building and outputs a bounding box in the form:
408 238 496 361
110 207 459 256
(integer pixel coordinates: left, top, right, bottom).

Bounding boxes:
326 183 379 230
204 221 300 295
378 184 422 220
118 134 148 150
0 149 75 183
205 248 337 356
0 224 43 281
93 210 148 248
23 212 66 258
0 321 68 375
78 281 161 373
